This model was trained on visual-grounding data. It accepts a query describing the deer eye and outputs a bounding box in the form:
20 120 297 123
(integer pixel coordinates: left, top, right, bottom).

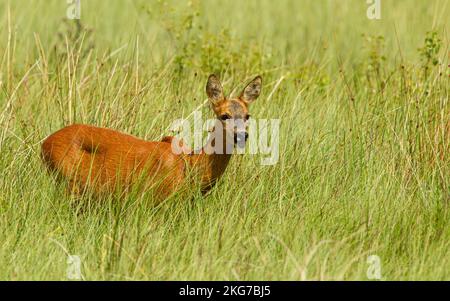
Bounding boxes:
245 114 251 120
220 114 231 121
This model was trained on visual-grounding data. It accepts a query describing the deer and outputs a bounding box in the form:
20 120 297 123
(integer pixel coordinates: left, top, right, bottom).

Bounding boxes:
41 74 262 201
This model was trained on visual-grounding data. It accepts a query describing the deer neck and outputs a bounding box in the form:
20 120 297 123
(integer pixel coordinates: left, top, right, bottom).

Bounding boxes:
187 120 234 191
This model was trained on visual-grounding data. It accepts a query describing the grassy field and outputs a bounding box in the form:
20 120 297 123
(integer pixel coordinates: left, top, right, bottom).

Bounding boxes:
0 0 448 280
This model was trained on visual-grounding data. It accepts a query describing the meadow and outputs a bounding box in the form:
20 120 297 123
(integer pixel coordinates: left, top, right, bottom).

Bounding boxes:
0 0 448 280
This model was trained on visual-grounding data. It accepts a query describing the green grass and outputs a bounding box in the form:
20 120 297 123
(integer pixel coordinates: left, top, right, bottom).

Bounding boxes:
0 0 448 280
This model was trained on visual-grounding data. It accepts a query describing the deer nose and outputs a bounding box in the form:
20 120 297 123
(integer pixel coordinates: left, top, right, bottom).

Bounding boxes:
234 132 248 148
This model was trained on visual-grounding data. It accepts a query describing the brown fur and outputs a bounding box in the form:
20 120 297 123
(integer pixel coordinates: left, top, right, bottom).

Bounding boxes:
42 124 186 199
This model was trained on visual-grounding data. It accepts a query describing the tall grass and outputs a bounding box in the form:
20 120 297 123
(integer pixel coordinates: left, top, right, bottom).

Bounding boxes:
0 0 448 280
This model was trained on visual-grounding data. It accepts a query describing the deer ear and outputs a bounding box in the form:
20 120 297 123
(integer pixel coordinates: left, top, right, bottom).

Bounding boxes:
206 74 224 105
240 76 262 103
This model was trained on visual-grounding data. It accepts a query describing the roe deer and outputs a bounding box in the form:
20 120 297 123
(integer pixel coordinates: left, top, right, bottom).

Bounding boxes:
41 75 262 200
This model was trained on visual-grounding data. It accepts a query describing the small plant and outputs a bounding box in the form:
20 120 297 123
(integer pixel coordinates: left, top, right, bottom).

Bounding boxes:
52 19 94 63
418 31 441 78
146 1 267 77
362 34 386 90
